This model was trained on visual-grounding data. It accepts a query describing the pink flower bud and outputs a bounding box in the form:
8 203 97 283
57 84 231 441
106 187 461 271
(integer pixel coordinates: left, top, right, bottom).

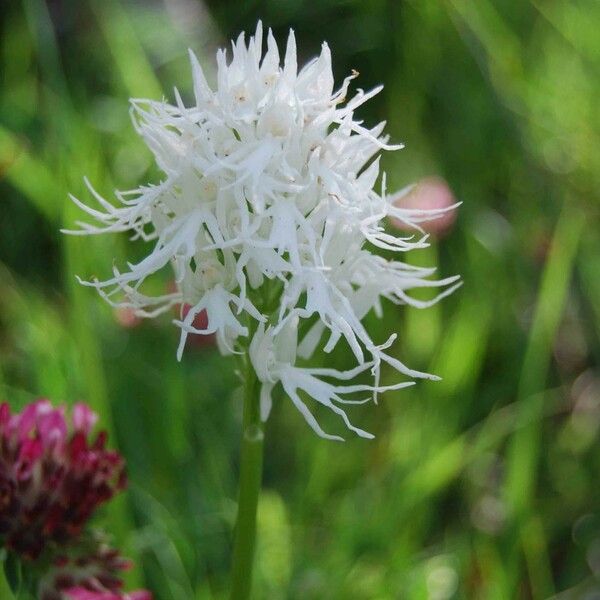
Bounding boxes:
390 177 458 238
113 307 142 329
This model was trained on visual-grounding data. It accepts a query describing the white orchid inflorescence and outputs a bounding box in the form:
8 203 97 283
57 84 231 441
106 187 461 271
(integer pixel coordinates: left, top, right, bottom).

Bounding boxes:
65 22 460 440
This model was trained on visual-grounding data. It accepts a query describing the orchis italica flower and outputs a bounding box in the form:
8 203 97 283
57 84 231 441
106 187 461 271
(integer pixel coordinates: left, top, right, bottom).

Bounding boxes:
0 400 126 559
65 22 460 439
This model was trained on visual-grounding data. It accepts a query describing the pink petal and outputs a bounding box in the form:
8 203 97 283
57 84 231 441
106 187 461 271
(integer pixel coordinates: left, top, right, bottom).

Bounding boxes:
73 403 98 435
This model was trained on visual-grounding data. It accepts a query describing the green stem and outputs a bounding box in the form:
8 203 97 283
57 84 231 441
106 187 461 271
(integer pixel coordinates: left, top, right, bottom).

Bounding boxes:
229 353 264 600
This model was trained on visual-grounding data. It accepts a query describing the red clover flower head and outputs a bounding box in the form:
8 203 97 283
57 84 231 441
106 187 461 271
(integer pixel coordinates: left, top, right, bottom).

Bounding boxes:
0 400 126 560
65 591 151 600
37 532 151 600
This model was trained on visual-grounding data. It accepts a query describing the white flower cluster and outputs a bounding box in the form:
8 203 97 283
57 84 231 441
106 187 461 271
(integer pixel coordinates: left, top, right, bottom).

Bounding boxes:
65 23 460 440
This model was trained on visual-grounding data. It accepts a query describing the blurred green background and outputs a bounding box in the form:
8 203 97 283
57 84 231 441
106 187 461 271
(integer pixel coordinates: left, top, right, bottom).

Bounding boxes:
1 0 599 598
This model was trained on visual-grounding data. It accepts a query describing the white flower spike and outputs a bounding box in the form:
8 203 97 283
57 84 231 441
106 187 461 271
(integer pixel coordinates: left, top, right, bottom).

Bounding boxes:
65 22 460 440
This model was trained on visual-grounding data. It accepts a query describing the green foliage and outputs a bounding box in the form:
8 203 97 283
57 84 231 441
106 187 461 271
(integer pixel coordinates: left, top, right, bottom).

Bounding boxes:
0 0 598 597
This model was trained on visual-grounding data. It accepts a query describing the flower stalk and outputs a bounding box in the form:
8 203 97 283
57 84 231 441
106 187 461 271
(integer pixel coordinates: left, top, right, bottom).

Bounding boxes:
230 325 264 600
